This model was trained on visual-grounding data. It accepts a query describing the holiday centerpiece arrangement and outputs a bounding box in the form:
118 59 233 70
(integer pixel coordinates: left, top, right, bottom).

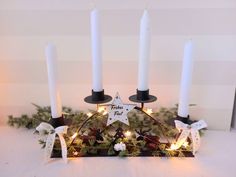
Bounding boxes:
8 9 207 163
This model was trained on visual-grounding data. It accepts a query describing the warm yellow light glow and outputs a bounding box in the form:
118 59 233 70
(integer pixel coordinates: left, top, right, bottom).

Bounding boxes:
87 112 93 117
170 144 178 150
167 143 179 151
103 111 108 115
124 131 131 137
182 141 189 148
71 132 78 139
97 106 105 113
73 151 79 156
145 108 153 115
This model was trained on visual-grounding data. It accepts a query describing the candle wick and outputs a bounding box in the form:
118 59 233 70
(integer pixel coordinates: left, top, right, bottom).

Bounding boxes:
91 1 96 10
145 0 149 10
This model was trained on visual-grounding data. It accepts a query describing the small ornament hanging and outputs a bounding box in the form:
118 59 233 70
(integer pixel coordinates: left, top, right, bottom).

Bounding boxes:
105 92 136 126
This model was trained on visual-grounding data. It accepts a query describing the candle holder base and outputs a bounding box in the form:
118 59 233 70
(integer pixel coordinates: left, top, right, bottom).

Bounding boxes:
49 116 65 128
176 115 194 124
84 89 112 104
129 89 157 103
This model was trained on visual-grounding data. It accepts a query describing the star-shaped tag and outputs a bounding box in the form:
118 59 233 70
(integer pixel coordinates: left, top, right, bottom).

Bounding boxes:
106 93 136 126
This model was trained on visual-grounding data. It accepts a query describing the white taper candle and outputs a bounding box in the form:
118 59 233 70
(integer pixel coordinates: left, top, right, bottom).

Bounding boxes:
138 10 151 91
45 43 62 118
178 40 194 117
91 8 103 92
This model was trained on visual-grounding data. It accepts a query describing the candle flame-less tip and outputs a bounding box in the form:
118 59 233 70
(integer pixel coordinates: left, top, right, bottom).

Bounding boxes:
91 1 96 10
143 9 149 17
144 0 150 10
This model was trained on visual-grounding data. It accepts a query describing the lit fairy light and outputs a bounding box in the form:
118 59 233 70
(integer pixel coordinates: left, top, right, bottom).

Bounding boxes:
167 143 179 151
182 141 189 148
73 151 79 156
103 111 108 115
87 112 93 117
97 106 105 113
145 108 153 115
124 131 131 137
71 132 78 139
170 144 178 150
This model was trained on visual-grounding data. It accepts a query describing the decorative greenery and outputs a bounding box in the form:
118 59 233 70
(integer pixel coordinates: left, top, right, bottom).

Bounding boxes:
8 104 204 157
8 104 75 129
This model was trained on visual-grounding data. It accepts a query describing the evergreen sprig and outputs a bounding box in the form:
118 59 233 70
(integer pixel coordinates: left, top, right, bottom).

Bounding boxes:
8 104 204 157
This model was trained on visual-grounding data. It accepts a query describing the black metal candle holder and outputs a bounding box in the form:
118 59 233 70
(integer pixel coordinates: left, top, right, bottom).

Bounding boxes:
176 115 191 124
129 89 157 108
84 89 112 104
49 116 65 128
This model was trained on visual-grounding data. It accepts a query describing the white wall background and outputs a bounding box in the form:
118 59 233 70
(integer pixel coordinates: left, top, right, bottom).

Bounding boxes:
0 0 235 130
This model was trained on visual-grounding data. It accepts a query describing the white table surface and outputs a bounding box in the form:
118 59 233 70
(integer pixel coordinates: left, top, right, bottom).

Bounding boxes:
1 125 236 177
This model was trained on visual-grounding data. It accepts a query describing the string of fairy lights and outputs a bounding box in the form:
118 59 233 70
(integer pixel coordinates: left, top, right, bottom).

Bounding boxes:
68 103 189 153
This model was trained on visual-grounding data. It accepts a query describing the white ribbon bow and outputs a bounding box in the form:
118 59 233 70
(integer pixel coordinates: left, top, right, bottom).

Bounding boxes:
36 122 68 163
174 120 207 154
